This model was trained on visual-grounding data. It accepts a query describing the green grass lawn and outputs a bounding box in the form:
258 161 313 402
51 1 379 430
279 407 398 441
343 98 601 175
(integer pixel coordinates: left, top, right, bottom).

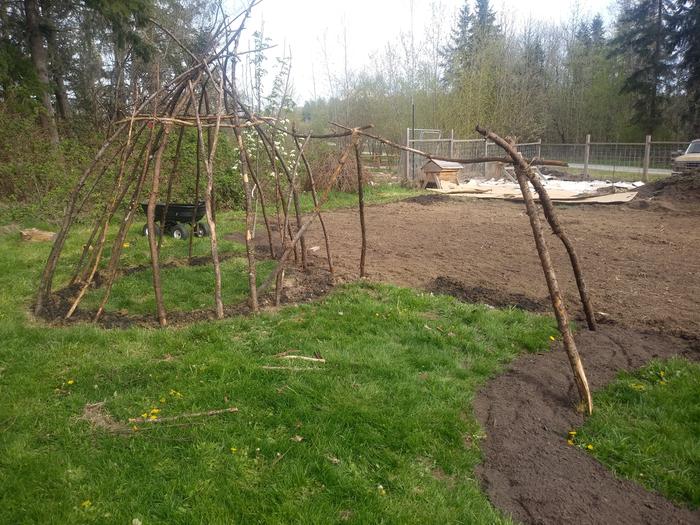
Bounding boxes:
0 185 562 524
574 358 700 509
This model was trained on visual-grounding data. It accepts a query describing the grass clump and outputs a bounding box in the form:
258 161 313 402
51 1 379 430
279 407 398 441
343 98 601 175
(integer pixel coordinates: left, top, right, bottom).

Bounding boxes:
575 358 700 508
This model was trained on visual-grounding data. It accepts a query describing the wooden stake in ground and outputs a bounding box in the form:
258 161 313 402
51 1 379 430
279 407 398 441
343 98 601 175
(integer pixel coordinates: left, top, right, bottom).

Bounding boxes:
146 123 171 327
258 133 360 294
522 169 596 330
293 134 334 278
475 126 593 414
353 141 368 278
190 79 225 318
476 128 597 331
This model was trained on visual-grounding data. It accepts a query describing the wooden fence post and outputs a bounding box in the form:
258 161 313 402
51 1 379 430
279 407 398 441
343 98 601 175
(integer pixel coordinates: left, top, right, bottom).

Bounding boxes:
583 134 591 177
642 135 651 183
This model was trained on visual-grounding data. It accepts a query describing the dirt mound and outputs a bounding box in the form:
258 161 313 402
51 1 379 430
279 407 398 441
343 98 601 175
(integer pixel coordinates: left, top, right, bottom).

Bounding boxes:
402 194 453 206
475 326 700 524
636 173 700 202
539 167 591 182
429 276 548 312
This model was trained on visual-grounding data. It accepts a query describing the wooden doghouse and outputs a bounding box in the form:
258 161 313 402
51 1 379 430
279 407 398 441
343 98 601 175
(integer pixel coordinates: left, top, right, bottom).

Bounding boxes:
419 159 463 189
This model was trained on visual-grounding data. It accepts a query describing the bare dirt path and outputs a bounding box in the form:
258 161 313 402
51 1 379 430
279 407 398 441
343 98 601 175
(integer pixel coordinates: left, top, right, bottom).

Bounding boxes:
305 196 700 338
474 326 699 524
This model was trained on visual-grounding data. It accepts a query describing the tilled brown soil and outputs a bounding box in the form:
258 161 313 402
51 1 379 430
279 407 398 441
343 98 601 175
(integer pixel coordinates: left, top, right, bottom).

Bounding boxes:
302 196 700 523
474 327 700 524
304 197 700 338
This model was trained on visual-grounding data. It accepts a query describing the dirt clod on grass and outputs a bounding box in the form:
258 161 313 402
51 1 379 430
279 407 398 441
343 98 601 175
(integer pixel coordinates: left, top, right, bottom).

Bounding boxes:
78 402 128 433
475 326 700 524
402 194 453 206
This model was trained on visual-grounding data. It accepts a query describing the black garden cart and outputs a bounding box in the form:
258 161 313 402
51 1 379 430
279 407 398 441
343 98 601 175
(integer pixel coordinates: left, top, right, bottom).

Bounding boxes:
140 201 209 240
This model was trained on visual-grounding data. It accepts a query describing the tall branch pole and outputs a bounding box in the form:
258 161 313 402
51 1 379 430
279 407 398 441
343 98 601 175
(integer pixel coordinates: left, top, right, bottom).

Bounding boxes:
190 80 225 318
476 127 597 331
476 126 592 414
146 124 171 327
293 134 334 278
259 133 359 294
354 141 367 278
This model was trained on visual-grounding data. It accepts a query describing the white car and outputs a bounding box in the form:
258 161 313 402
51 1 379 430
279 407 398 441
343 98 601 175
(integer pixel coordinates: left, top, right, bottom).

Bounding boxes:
672 139 700 175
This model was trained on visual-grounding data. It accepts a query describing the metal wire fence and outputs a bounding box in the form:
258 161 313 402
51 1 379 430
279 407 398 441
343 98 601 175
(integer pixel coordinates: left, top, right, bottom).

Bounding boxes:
400 129 690 182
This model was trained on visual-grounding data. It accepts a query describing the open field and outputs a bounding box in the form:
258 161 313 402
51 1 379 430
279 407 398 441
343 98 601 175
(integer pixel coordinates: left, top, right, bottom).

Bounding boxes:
1 184 699 524
304 195 700 338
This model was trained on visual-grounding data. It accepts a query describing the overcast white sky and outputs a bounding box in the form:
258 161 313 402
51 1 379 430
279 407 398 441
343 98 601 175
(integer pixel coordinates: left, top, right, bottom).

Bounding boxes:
227 0 615 103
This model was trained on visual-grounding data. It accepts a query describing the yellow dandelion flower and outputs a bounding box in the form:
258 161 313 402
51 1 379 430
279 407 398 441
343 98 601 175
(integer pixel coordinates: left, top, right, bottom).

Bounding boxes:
150 408 160 414
67 379 75 385
149 415 157 421
549 336 556 341
568 430 577 436
567 439 574 446
81 500 92 509
586 444 594 450
132 425 139 432
230 447 237 454
123 243 130 248
141 413 148 419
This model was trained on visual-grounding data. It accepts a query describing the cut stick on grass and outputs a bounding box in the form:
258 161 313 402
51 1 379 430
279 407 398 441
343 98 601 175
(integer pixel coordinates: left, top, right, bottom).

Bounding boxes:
261 366 325 371
279 355 326 363
128 406 238 424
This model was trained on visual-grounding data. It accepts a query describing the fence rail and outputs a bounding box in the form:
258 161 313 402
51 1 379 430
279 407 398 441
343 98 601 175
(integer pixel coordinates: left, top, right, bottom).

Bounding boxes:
402 129 690 182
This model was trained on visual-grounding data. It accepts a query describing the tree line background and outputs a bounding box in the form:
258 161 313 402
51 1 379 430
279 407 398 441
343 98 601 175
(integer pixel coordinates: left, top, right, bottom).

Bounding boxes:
302 0 700 144
0 0 698 221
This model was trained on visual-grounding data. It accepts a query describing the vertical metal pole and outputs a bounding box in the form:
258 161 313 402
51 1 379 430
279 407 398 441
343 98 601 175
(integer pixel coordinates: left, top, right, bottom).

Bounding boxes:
583 134 591 177
449 129 454 159
405 127 410 182
642 134 651 183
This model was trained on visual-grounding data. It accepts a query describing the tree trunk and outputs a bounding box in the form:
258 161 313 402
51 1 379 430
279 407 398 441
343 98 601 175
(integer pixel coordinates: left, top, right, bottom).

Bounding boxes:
23 0 59 144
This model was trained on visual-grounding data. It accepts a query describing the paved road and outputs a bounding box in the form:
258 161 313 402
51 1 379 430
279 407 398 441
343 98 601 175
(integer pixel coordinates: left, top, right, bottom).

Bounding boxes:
568 163 671 176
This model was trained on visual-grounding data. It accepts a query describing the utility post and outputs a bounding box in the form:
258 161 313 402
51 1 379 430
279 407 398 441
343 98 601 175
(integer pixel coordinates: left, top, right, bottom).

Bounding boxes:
583 134 591 177
642 135 652 183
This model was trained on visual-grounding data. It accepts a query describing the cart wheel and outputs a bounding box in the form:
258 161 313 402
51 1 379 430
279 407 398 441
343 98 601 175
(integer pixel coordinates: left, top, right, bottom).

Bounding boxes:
194 221 211 238
142 223 161 237
171 223 189 240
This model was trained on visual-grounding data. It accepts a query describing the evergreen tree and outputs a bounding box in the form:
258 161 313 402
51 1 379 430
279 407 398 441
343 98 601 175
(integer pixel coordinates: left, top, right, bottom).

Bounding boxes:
590 14 605 46
610 0 674 134
471 0 499 42
670 0 700 135
440 1 472 86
